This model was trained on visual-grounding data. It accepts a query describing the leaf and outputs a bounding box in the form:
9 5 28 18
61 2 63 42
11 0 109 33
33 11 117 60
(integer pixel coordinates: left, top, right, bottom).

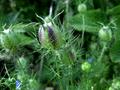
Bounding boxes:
1 32 33 53
107 5 120 16
7 12 20 24
12 23 36 33
0 12 20 26
110 16 120 62
110 40 120 63
69 9 106 33
17 34 34 46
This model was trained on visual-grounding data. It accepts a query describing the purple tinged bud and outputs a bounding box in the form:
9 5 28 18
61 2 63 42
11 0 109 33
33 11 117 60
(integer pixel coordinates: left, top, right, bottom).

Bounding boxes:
47 26 57 47
38 22 59 49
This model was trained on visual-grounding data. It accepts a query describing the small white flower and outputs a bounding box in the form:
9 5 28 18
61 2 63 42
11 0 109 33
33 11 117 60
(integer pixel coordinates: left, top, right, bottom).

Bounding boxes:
3 28 11 34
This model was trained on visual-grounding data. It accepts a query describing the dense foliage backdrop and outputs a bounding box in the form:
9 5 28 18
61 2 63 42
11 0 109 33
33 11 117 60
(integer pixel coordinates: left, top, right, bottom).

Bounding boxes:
0 0 120 90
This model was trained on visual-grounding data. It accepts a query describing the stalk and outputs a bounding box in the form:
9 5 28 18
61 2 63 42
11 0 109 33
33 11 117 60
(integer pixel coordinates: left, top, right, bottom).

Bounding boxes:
98 42 107 61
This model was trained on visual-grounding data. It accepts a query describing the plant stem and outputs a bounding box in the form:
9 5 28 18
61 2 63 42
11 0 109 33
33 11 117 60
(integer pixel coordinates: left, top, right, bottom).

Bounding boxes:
4 64 10 78
65 0 69 28
81 15 85 48
39 50 49 82
98 42 107 61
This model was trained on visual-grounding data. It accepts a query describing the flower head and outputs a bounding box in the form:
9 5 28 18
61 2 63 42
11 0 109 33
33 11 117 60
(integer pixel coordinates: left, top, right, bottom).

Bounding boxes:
16 80 21 89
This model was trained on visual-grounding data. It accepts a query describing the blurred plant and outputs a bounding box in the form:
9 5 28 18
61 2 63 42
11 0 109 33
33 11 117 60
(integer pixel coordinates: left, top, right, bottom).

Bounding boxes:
16 57 39 90
77 3 87 13
109 77 120 90
0 23 35 54
0 0 120 90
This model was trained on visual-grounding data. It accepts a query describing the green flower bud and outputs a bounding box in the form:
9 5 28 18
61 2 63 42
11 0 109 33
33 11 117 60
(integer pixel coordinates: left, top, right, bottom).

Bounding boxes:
98 26 112 42
77 4 87 12
81 62 91 72
44 16 52 23
89 42 97 51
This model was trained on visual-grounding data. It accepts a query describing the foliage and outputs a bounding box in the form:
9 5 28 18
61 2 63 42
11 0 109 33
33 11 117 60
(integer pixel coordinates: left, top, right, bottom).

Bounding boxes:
0 0 120 90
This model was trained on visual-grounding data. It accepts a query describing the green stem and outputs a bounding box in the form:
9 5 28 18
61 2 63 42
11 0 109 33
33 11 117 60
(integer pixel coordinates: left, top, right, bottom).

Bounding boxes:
4 64 10 78
98 42 107 61
81 15 85 47
65 0 69 28
55 50 61 77
39 50 49 82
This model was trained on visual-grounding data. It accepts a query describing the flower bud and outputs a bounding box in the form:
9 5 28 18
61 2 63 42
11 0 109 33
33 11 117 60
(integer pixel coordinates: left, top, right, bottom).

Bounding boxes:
47 26 57 47
38 25 50 48
44 16 52 23
38 25 46 45
38 21 62 49
77 4 87 13
81 62 91 72
98 26 112 42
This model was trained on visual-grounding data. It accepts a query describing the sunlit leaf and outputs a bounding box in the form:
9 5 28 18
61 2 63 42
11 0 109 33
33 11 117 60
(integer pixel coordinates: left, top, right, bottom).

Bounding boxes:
69 9 106 33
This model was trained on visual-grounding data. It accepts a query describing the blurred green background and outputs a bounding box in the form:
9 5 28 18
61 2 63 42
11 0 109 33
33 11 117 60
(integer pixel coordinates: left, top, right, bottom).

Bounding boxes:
0 0 120 90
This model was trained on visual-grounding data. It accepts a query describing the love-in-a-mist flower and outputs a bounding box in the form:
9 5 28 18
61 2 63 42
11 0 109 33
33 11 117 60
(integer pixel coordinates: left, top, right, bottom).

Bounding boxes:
16 80 21 89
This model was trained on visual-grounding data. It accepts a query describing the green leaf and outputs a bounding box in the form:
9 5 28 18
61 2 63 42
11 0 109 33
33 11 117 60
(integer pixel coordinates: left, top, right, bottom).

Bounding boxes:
17 34 34 46
0 32 33 53
12 23 36 33
69 9 106 33
107 5 120 16
110 16 120 62
12 23 28 33
110 40 120 63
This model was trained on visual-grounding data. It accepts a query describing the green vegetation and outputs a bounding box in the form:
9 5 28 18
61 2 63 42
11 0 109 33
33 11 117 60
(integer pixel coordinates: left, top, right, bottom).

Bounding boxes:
0 0 120 90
